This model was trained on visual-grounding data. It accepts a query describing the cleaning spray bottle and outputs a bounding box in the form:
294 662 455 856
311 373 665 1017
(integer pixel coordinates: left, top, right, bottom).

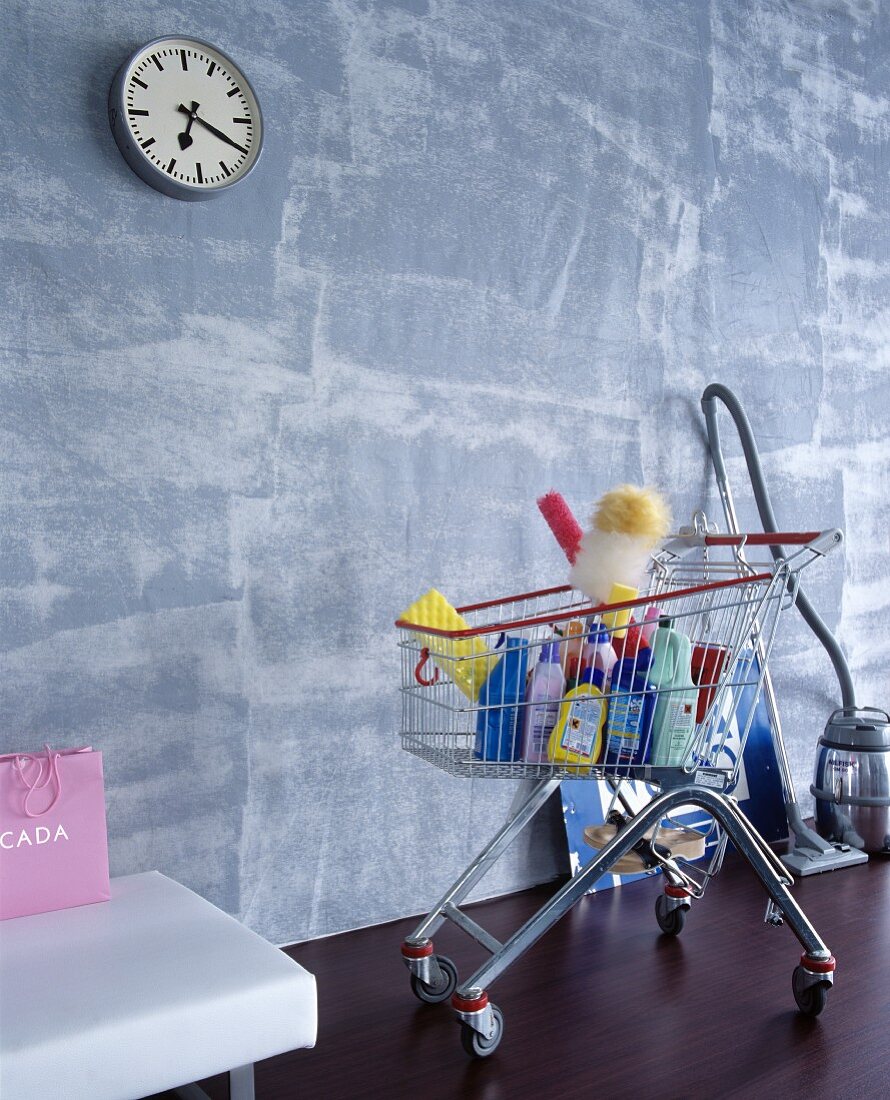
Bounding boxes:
648 617 699 766
640 605 662 646
583 627 617 685
548 668 607 773
521 642 565 763
559 620 586 687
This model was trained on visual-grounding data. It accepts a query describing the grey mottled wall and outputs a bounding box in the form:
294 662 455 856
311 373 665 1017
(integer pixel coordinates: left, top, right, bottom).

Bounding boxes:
2 0 888 943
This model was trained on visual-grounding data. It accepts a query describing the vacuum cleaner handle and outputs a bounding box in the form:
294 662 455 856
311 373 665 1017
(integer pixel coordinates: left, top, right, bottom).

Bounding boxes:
701 382 857 713
825 706 890 727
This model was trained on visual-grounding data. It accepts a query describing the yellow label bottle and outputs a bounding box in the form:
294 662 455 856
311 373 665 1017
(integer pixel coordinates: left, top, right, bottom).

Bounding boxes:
547 670 607 773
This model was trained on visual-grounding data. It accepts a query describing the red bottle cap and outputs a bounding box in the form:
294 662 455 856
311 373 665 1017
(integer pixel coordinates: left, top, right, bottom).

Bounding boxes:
612 620 650 659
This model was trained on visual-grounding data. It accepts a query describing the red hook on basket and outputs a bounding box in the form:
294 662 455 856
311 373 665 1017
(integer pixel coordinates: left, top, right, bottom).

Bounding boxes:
414 647 440 687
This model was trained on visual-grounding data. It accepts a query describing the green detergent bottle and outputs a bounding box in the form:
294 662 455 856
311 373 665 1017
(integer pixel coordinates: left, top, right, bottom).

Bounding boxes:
649 617 699 766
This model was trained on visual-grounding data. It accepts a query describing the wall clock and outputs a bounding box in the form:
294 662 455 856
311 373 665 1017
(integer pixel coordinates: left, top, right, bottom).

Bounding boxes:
108 36 263 200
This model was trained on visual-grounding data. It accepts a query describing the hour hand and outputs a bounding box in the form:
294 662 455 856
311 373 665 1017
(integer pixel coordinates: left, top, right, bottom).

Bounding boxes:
177 102 199 150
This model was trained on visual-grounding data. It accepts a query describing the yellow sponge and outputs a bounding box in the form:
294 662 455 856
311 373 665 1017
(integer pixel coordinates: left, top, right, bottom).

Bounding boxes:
398 589 496 701
600 582 638 640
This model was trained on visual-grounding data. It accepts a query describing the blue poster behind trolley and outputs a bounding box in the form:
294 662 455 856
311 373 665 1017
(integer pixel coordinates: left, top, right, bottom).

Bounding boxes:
561 656 786 892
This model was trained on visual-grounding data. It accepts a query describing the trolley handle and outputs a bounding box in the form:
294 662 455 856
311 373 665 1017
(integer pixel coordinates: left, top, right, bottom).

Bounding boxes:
397 570 772 639
394 529 841 639
705 530 841 551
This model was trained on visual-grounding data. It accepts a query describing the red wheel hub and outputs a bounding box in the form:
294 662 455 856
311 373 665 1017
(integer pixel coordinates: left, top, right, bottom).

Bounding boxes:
401 940 434 959
452 991 488 1013
800 953 836 974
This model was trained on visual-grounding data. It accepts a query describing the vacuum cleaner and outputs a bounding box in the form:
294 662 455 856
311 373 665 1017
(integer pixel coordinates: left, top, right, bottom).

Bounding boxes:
701 383 890 874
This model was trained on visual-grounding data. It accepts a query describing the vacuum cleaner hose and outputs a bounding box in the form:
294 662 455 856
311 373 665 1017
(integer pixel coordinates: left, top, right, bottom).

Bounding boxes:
700 382 857 712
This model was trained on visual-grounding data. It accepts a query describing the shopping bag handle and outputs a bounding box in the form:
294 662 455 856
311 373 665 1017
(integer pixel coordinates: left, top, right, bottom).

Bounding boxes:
13 745 63 818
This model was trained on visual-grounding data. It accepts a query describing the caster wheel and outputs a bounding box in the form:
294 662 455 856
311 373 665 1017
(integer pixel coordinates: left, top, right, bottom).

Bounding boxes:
410 955 458 1004
655 893 687 936
460 1004 504 1058
792 965 829 1016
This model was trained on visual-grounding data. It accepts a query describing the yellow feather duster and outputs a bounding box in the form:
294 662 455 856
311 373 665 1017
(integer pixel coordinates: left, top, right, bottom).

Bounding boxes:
569 485 671 602
592 484 671 543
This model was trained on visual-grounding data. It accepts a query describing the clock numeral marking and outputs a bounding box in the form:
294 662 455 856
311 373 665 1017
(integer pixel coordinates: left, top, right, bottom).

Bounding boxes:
140 137 155 149
226 87 240 98
196 163 204 184
128 109 149 116
207 61 216 77
233 117 251 124
219 161 231 177
151 54 163 71
167 157 177 173
132 76 148 90
180 49 188 71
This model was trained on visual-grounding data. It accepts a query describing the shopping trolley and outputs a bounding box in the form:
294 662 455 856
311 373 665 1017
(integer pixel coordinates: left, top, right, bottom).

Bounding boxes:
395 517 842 1056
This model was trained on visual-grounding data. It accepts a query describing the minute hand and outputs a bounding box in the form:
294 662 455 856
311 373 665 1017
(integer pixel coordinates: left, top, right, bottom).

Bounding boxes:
192 113 248 155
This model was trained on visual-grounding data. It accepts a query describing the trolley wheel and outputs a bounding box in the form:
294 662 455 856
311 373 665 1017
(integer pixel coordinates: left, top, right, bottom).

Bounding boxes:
410 955 458 1004
792 966 830 1017
460 1004 504 1058
655 893 687 936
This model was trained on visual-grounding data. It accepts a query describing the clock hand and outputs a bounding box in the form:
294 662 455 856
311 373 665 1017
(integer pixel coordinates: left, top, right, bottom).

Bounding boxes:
176 101 200 150
189 112 249 155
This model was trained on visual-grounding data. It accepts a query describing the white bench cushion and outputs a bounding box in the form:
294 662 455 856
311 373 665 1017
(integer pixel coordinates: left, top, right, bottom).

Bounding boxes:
0 871 317 1100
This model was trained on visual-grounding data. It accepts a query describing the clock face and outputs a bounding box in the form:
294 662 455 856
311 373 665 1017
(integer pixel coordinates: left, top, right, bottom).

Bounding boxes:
110 37 263 198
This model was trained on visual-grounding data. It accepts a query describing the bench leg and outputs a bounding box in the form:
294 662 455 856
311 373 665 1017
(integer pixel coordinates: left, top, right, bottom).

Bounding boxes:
174 1084 211 1100
173 1063 254 1100
230 1064 255 1100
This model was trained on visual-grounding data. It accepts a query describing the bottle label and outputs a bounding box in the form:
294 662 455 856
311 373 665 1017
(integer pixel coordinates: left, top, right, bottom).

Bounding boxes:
560 697 602 758
530 702 560 755
664 697 697 761
667 698 696 739
606 693 645 762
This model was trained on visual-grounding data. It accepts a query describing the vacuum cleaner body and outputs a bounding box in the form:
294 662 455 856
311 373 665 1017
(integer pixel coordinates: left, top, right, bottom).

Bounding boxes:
812 709 890 855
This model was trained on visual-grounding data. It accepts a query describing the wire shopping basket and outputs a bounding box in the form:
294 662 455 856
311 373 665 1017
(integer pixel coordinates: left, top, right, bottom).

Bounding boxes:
397 521 841 787
395 520 843 1057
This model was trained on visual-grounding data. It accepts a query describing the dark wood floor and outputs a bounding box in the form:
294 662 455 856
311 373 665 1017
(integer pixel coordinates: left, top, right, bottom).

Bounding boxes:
155 849 890 1100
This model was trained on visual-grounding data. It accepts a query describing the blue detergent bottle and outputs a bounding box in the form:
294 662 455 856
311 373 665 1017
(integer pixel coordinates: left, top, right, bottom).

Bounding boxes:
474 637 530 761
603 647 655 767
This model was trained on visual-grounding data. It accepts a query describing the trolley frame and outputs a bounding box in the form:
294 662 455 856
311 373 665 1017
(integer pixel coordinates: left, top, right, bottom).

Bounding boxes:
396 526 841 1054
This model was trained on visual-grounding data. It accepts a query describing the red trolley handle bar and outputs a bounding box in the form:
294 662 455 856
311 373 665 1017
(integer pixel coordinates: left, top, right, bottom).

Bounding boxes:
395 530 833 639
422 532 824 618
704 531 820 546
397 569 773 639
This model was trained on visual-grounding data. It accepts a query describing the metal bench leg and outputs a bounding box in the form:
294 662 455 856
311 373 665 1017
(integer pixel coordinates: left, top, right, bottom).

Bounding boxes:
174 1083 211 1099
230 1064 255 1100
174 1063 254 1100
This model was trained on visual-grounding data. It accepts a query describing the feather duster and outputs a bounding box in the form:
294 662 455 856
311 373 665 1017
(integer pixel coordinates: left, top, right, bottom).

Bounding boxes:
569 485 671 602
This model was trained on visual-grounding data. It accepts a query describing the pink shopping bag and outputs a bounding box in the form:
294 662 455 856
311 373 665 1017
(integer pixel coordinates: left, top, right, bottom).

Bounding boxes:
0 746 110 920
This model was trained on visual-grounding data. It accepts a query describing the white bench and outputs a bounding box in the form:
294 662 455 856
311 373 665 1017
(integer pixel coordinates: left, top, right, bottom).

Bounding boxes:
0 871 317 1100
